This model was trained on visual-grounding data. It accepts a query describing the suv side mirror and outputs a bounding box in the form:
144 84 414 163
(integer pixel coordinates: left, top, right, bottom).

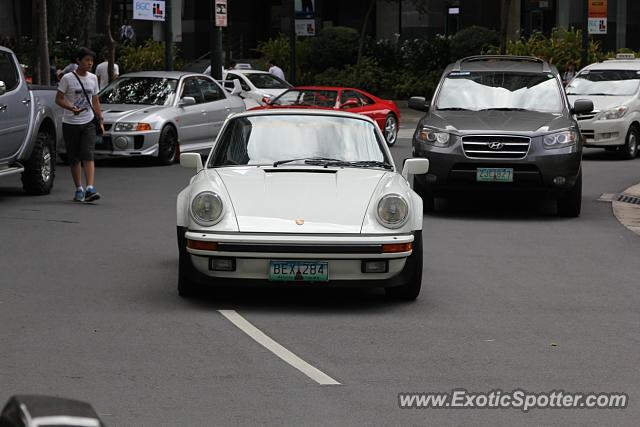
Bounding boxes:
178 96 196 107
571 99 594 115
408 96 430 112
0 81 6 96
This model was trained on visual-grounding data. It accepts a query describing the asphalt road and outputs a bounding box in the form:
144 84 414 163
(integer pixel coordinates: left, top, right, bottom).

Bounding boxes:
1 116 639 425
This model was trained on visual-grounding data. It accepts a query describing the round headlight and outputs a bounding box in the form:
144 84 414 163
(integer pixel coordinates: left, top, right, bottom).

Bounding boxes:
376 194 409 228
191 191 224 225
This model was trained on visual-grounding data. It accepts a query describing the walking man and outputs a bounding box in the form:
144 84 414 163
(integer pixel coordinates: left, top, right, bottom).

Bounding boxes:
267 60 285 80
95 51 119 90
55 47 104 202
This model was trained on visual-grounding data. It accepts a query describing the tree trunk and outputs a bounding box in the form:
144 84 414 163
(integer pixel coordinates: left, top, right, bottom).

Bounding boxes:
357 0 376 65
84 0 96 47
34 0 50 85
105 0 116 83
499 0 513 55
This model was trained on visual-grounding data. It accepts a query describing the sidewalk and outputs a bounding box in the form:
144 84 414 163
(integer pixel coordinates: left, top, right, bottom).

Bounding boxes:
612 183 640 237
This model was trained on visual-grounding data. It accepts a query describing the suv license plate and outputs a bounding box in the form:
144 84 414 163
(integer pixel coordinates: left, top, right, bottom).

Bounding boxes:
269 261 329 282
476 168 514 182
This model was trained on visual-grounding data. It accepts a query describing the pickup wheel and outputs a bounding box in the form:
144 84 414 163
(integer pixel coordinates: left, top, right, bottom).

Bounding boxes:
620 126 638 160
157 125 179 165
21 130 55 195
385 231 423 301
557 170 582 217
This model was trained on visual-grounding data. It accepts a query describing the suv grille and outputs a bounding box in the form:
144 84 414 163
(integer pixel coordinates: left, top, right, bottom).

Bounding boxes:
576 111 599 121
462 135 530 159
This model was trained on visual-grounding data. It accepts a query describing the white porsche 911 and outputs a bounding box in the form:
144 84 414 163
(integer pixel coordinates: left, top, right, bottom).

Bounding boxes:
176 109 429 300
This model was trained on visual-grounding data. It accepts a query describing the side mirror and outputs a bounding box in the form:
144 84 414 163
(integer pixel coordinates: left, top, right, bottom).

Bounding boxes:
402 158 429 182
408 96 430 112
341 98 360 109
0 81 5 96
571 99 594 115
261 95 272 105
180 152 203 172
1 395 105 427
178 96 196 107
230 79 242 96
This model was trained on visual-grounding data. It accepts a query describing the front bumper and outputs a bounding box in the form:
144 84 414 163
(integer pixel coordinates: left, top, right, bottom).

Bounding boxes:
413 137 581 195
179 228 417 287
576 117 627 147
93 128 162 157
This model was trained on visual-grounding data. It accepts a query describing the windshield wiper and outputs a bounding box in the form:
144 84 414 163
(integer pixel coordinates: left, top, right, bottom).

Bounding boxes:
273 157 346 167
349 160 393 169
437 107 470 111
480 107 529 111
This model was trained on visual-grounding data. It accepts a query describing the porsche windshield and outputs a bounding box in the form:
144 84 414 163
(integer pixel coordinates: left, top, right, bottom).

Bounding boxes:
436 71 563 113
271 89 338 107
566 69 640 96
209 115 387 167
99 77 178 105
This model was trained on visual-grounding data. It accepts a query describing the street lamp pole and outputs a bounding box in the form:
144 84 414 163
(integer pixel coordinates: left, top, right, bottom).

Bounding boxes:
581 0 589 69
289 0 296 84
165 0 173 70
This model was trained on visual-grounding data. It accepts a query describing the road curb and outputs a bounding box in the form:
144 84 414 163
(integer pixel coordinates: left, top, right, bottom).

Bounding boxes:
612 182 640 237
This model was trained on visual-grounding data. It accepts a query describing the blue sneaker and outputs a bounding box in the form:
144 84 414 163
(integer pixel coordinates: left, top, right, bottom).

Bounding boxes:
84 188 101 202
73 189 84 202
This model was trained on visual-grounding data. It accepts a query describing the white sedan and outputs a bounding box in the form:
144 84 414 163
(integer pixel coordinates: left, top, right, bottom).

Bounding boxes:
176 109 429 300
221 70 292 108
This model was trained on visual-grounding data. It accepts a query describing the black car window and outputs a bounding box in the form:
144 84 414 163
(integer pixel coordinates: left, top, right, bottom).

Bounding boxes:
0 52 20 92
181 77 204 104
197 77 225 102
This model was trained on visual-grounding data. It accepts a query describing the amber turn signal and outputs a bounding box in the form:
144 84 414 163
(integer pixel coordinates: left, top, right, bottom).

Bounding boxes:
187 240 218 251
382 242 413 253
135 123 152 131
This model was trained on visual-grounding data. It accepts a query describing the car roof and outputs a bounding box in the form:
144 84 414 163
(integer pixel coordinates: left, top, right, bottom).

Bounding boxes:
447 55 557 74
586 59 640 71
227 70 271 75
230 107 377 123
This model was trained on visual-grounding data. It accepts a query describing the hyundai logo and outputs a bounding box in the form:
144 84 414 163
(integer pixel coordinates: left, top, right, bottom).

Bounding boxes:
488 142 504 150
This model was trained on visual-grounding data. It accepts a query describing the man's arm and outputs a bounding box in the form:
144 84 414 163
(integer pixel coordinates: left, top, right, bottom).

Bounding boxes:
55 89 81 114
92 95 105 133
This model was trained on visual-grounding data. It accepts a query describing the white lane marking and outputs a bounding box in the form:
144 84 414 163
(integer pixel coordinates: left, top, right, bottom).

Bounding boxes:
218 309 341 385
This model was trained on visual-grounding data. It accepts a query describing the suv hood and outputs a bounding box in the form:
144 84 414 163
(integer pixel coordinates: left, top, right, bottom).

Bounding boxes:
424 110 571 134
213 167 387 233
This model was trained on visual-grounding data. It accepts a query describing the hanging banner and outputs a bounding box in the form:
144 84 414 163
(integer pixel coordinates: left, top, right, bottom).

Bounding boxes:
215 0 228 27
133 0 165 22
588 0 607 34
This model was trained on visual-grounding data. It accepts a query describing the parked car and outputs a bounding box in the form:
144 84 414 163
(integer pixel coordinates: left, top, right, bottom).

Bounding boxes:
221 70 292 108
0 46 62 194
408 55 593 217
566 53 640 159
256 86 401 146
176 109 429 300
57 71 245 165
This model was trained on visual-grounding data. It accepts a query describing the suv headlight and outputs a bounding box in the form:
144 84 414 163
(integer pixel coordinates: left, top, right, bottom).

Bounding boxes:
376 194 409 228
191 191 224 226
113 122 152 132
543 130 578 149
415 127 453 146
599 106 628 120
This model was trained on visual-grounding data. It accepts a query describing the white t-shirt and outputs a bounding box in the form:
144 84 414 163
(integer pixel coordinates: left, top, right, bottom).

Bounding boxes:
57 72 99 125
95 61 119 90
269 65 285 80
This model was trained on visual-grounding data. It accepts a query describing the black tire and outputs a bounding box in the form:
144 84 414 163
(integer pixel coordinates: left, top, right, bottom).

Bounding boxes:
177 226 199 298
383 114 398 146
385 231 423 301
413 175 435 213
604 147 618 152
620 126 639 160
58 153 69 164
557 170 582 218
158 125 179 165
21 130 55 195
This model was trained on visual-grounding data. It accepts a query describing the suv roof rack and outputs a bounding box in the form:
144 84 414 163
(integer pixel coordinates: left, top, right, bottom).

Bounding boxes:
452 55 550 72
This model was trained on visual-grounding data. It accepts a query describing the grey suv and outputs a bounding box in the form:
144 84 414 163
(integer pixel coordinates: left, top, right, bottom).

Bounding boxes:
409 55 593 217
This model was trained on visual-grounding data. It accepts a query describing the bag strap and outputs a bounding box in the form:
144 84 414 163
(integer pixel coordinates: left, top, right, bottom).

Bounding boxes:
72 72 97 118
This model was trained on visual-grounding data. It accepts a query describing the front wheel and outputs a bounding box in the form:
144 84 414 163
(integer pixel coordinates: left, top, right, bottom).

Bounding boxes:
383 114 398 146
620 126 638 160
158 125 179 165
385 231 423 301
557 170 582 217
21 130 55 195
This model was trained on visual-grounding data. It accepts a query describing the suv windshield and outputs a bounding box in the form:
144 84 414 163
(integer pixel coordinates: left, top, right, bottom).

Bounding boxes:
436 72 563 113
566 69 640 96
99 77 178 105
209 115 386 167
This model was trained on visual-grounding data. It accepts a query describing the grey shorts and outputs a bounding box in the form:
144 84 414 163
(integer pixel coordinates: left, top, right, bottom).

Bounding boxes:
63 122 96 164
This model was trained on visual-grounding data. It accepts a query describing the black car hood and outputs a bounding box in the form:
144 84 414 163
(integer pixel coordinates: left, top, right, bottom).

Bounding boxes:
422 110 573 135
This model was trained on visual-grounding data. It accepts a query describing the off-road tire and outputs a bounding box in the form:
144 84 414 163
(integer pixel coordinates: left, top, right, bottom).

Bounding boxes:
21 130 55 195
158 125 179 165
385 231 423 301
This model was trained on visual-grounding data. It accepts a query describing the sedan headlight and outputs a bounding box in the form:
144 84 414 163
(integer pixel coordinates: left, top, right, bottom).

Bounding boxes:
376 194 409 228
191 191 224 226
415 127 452 146
599 106 628 120
543 130 578 149
113 122 152 132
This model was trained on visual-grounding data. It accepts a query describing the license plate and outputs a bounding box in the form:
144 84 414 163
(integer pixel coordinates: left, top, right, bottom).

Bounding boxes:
95 135 103 146
476 168 513 182
269 261 329 282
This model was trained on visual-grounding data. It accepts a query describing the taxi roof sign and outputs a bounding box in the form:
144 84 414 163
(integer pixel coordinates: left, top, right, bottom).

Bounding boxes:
615 53 636 60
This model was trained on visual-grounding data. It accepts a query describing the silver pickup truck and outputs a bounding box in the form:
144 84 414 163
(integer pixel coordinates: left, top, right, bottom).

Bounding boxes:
0 46 62 194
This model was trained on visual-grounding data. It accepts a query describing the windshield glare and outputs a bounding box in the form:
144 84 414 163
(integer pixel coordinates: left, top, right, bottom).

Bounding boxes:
209 115 386 167
272 90 338 108
246 73 290 89
566 70 640 96
436 72 563 113
99 77 178 105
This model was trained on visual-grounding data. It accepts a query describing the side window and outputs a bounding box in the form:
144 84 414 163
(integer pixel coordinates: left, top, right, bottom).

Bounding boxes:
0 52 20 93
197 77 225 102
358 93 374 105
181 77 204 104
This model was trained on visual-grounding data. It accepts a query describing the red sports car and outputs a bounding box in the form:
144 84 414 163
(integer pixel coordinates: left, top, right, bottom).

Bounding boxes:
253 86 401 146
